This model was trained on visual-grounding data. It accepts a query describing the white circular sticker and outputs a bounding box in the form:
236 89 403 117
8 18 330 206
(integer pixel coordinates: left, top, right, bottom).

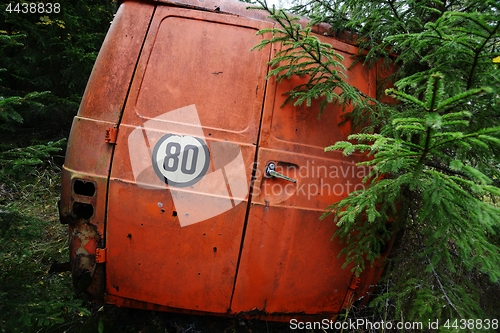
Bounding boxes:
152 134 210 187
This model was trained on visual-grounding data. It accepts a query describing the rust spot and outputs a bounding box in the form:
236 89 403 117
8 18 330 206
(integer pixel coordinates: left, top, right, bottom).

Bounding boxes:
70 218 103 298
127 233 132 239
158 202 165 214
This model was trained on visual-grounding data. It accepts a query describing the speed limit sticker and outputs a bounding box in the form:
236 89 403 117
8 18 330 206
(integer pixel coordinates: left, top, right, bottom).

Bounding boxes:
152 134 210 187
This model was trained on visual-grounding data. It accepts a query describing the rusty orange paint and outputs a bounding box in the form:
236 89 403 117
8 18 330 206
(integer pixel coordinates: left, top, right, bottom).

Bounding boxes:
59 0 394 322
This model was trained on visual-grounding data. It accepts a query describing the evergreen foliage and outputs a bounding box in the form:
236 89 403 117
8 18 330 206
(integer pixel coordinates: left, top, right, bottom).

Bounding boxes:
0 202 90 332
252 8 364 115
0 1 115 185
251 0 500 325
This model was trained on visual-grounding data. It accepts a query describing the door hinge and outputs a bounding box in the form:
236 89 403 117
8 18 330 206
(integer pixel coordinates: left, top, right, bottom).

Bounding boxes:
349 275 361 290
341 274 361 310
105 126 118 144
95 247 107 263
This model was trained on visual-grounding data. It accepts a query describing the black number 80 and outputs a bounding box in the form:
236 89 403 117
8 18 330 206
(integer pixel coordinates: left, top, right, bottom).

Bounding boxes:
152 134 210 188
164 142 199 175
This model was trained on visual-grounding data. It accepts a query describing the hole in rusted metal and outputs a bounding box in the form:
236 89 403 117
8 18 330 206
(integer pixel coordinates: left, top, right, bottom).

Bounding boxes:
213 247 217 252
127 234 132 239
172 211 177 217
73 180 95 197
72 202 94 219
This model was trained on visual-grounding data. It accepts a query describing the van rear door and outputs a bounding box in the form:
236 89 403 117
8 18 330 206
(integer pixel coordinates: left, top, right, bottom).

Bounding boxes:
230 40 377 314
105 6 272 313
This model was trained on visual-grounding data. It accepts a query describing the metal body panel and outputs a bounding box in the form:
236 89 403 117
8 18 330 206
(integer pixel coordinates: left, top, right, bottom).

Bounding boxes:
78 2 155 122
59 0 392 320
230 40 380 314
106 181 249 312
59 1 155 298
231 205 352 314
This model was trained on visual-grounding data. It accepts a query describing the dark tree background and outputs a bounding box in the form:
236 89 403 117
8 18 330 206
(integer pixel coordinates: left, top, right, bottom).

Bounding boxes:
1 0 116 168
0 0 117 181
0 2 117 331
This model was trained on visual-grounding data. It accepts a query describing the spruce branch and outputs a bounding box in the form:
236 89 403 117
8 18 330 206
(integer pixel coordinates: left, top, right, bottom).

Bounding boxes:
251 0 375 114
425 74 444 112
429 258 465 320
429 126 500 151
466 20 500 89
424 160 468 178
387 0 408 33
415 126 433 174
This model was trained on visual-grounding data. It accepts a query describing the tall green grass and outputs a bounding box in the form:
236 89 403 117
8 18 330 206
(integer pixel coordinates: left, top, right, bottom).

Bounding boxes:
0 166 91 332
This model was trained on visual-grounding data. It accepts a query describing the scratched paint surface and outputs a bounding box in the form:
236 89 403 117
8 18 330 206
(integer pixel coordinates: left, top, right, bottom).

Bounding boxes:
61 0 391 320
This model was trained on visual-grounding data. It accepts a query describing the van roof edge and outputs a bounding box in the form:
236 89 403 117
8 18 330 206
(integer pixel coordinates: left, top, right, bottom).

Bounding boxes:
123 0 360 47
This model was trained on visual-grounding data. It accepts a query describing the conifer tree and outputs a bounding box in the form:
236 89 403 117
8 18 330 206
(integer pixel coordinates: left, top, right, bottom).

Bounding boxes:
252 0 500 325
0 1 115 183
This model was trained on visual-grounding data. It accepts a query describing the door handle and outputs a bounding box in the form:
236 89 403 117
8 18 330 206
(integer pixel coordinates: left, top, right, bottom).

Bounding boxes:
265 162 296 183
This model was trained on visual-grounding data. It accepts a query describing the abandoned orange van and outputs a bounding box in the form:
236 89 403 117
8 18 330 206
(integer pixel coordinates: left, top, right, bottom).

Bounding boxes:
58 0 389 321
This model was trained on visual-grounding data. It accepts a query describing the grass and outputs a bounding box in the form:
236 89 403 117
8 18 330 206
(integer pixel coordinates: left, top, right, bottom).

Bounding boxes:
0 165 90 332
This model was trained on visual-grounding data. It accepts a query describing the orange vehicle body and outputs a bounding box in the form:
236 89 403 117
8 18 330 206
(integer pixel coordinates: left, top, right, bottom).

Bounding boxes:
58 0 391 321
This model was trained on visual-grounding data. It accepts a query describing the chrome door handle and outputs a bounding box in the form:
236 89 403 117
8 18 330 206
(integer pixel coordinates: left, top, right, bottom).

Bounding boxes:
265 162 296 183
